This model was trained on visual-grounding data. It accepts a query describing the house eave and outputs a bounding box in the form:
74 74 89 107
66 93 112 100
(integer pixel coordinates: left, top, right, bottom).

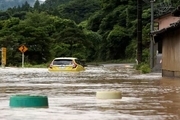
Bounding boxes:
172 6 180 17
151 20 180 36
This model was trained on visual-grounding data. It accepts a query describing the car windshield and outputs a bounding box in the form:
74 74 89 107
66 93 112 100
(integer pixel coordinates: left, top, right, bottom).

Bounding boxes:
53 59 73 65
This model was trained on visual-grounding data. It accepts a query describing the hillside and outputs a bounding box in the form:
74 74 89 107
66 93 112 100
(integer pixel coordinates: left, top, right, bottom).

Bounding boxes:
0 0 179 66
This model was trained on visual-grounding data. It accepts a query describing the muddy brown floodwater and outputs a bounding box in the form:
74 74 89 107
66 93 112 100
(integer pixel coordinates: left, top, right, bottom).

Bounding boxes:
0 64 180 120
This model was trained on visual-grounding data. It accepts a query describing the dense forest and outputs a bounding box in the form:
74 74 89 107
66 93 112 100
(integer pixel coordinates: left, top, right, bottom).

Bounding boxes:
0 0 179 66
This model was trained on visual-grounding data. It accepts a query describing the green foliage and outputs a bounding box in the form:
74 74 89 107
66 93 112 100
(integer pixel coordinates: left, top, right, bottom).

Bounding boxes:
11 11 27 20
100 0 128 12
58 0 101 23
125 39 136 59
59 28 86 49
87 2 137 61
136 63 151 74
34 0 40 10
87 11 104 32
24 63 48 68
0 11 10 20
106 25 130 60
83 29 102 61
78 20 88 29
3 17 20 28
0 0 180 67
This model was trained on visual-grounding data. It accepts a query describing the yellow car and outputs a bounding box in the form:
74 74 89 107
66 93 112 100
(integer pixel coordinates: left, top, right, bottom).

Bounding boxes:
48 57 85 72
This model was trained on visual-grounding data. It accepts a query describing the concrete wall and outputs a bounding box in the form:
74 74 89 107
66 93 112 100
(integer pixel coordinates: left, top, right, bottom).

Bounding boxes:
153 54 162 72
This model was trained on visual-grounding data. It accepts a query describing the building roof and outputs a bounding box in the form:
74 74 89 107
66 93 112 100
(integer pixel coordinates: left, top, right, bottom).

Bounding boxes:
172 6 180 16
154 12 171 20
152 20 180 36
152 6 180 36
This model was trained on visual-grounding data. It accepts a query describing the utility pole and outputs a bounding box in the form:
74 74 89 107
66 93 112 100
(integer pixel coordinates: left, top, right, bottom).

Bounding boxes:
137 0 142 64
150 0 155 69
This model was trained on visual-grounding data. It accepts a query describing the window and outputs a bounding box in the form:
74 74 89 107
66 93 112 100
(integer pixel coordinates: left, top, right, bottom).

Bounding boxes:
53 59 72 65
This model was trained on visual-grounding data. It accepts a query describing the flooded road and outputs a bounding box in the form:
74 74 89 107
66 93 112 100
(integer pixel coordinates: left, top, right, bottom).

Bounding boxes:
0 64 180 120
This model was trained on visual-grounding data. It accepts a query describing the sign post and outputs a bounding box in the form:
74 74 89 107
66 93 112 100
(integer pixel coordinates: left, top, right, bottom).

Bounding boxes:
22 52 24 68
1 47 6 68
18 45 28 68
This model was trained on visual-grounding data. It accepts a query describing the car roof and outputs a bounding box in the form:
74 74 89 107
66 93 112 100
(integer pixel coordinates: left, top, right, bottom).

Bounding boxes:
54 57 77 60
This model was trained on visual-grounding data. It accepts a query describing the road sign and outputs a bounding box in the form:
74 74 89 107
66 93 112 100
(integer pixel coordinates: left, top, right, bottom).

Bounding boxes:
1 47 6 66
19 45 28 53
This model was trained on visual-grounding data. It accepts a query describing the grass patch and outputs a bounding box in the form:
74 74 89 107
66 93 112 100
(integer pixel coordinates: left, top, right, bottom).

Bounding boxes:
24 63 48 68
87 59 136 66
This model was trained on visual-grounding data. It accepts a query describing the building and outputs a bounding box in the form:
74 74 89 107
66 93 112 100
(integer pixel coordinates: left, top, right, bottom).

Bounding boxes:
152 6 180 77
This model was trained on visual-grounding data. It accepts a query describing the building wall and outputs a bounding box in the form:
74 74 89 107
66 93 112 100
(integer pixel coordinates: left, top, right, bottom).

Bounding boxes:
162 28 180 77
154 14 180 31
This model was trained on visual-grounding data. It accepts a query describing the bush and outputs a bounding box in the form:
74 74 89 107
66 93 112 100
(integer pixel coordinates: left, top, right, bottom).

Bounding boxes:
136 63 151 74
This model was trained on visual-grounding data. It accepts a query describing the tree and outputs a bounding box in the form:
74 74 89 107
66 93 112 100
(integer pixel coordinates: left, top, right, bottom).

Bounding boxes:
0 11 10 20
58 0 101 23
55 27 87 59
83 30 102 61
15 11 55 64
105 25 130 60
34 0 40 11
21 1 32 11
